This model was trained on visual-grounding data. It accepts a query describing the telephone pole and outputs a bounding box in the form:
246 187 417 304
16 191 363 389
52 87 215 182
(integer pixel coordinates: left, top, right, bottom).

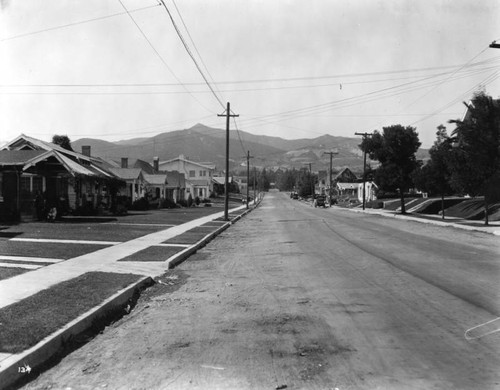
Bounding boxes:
323 150 338 206
355 132 373 210
245 151 254 209
218 102 239 220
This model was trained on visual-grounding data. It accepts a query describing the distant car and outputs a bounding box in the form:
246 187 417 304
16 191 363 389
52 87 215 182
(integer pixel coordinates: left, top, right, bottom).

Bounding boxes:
290 192 299 199
314 195 327 208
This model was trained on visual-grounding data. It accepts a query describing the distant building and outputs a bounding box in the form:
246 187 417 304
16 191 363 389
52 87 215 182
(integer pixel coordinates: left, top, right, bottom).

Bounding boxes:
159 154 215 199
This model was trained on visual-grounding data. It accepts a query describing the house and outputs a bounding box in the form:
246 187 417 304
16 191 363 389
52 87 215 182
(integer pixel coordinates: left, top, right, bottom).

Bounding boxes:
159 155 215 199
143 173 168 205
233 176 248 195
164 170 185 203
0 135 118 221
107 167 146 203
320 167 360 196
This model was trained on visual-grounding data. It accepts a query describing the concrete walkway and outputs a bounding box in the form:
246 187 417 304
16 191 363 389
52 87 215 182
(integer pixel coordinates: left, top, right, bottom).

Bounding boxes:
0 205 246 310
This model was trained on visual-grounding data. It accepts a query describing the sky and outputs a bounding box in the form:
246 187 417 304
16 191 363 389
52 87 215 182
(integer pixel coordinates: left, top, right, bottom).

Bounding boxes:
1 0 500 149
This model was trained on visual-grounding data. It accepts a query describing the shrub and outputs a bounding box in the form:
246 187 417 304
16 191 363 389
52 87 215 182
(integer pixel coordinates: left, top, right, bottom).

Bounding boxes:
160 197 177 209
195 196 200 206
187 194 193 207
176 199 188 207
130 197 149 211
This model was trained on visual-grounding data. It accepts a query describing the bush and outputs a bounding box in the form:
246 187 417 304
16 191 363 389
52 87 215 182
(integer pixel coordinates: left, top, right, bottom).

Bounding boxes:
176 199 188 207
130 197 149 211
187 194 193 207
195 196 200 206
159 197 177 209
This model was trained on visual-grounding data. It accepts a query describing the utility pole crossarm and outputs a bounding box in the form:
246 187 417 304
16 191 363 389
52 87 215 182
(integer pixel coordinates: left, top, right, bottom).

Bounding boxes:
489 40 500 49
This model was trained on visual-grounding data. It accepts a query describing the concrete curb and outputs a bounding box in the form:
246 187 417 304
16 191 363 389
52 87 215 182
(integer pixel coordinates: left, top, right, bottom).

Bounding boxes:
0 276 153 390
341 207 500 235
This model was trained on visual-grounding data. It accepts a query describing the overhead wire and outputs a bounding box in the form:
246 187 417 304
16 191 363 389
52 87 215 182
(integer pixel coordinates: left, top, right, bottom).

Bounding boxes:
116 0 216 114
0 3 162 43
158 0 225 110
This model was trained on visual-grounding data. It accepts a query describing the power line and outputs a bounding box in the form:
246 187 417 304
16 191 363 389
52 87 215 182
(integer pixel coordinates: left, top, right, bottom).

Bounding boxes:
0 4 161 43
3 57 499 88
158 0 225 109
169 0 226 103
116 0 216 114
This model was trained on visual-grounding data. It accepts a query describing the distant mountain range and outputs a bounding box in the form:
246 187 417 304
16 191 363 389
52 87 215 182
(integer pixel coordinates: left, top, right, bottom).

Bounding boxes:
72 123 429 174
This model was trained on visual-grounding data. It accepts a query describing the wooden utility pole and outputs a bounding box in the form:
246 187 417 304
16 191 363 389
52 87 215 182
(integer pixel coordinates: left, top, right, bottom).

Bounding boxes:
355 132 373 210
245 151 254 209
218 102 239 221
323 150 338 205
253 167 256 205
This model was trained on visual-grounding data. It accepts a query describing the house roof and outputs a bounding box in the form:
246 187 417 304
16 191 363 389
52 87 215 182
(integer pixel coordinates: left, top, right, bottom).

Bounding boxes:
108 168 143 180
143 173 167 186
160 155 215 170
5 134 92 163
0 150 46 165
337 182 358 190
212 176 226 185
165 170 185 188
187 179 212 187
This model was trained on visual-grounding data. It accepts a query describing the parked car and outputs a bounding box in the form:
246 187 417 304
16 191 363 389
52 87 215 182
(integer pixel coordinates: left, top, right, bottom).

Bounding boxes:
314 195 327 208
290 192 299 199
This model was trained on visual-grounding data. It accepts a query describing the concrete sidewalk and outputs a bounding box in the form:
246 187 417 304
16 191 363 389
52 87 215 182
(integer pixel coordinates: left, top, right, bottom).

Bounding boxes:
0 204 247 309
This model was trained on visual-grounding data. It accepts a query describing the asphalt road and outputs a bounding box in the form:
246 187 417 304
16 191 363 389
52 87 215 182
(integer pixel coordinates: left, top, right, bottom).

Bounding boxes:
24 191 500 390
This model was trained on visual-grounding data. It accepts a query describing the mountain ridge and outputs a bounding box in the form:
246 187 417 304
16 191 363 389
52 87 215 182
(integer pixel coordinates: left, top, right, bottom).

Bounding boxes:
72 124 429 173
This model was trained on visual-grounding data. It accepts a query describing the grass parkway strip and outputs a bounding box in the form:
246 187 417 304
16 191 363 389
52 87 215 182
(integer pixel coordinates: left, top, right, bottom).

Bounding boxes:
0 271 142 354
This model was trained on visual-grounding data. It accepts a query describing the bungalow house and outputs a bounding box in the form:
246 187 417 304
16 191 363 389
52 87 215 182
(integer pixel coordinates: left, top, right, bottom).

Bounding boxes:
0 135 117 221
107 167 146 203
164 170 185 203
159 155 215 199
320 167 360 197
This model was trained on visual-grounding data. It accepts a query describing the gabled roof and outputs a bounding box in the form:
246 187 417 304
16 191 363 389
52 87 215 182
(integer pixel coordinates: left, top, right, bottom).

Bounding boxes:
160 155 215 170
0 150 46 166
143 173 167 186
108 168 143 180
212 176 226 185
188 179 212 186
4 134 92 163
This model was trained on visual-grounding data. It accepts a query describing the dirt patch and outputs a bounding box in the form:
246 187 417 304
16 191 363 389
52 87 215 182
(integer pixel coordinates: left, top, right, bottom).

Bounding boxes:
138 269 190 300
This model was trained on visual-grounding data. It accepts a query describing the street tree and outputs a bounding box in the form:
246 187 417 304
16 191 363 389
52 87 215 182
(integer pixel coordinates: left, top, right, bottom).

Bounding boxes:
360 124 421 214
446 91 500 225
412 125 454 219
52 134 74 151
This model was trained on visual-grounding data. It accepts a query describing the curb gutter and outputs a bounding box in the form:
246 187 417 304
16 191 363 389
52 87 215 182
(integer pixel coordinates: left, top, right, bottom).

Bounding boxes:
0 276 153 390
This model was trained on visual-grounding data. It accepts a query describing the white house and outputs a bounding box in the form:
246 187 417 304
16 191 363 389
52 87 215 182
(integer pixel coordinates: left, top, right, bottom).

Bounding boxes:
159 155 215 199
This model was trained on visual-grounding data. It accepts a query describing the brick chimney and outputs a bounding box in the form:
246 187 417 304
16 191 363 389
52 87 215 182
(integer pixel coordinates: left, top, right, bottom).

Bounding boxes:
153 157 159 173
81 146 91 157
121 158 128 168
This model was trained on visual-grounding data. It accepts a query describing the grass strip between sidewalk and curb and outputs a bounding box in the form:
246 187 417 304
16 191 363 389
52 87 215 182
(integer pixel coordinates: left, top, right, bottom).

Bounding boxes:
0 267 29 281
0 271 141 354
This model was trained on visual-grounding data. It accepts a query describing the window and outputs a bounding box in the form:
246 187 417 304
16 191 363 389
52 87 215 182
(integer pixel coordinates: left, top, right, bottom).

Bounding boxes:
189 170 195 178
